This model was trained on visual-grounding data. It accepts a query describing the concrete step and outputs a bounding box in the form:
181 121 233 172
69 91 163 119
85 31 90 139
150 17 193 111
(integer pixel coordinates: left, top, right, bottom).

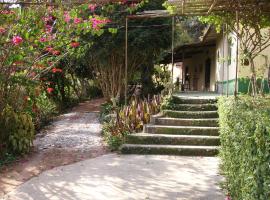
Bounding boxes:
163 110 219 119
171 96 217 104
126 133 220 146
162 103 217 111
144 125 219 136
155 118 218 127
120 144 219 156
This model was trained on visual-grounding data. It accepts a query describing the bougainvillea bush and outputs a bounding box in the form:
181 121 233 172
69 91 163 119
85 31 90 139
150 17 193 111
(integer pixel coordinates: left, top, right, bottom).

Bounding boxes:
0 1 111 158
218 96 270 200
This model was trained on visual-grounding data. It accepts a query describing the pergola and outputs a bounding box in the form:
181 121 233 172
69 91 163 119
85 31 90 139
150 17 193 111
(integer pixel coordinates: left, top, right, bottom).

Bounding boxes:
167 0 270 15
124 0 270 101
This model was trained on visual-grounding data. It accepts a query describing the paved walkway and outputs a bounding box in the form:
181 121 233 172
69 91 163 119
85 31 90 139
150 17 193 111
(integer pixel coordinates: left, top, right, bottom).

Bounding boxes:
0 99 107 197
3 154 224 200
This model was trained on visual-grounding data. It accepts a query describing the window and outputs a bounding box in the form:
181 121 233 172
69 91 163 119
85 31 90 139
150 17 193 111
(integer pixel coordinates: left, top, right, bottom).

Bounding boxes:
228 37 233 66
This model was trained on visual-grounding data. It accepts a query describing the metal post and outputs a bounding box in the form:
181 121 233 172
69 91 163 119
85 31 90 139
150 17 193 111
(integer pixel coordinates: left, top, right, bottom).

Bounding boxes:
171 16 175 94
222 24 225 95
125 17 128 105
234 10 239 97
226 24 229 97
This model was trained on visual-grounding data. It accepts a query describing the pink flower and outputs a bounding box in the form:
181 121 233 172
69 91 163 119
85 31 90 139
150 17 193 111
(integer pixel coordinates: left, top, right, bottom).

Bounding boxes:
74 18 82 24
47 87 54 93
64 11 71 23
225 195 232 200
45 25 53 33
43 16 53 22
12 36 23 45
0 27 5 34
91 18 110 30
88 4 97 12
39 37 47 42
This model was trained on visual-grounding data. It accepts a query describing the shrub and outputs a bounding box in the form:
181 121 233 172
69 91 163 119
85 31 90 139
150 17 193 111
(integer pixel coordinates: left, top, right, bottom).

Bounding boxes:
101 95 162 150
218 96 270 200
0 106 34 159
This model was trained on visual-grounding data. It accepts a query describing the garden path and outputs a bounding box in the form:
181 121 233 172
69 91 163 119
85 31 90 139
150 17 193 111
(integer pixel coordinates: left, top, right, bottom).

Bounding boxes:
0 98 108 198
2 154 224 200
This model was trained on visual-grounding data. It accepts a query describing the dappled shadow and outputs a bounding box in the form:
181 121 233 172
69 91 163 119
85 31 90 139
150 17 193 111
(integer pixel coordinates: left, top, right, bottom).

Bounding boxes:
4 154 225 200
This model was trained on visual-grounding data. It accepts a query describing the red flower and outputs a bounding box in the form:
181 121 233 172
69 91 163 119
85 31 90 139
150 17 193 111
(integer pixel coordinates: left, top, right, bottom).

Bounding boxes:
52 50 61 56
70 41 80 48
12 36 23 45
45 46 54 52
0 27 5 34
0 10 15 15
52 68 63 73
24 96 30 101
47 88 54 93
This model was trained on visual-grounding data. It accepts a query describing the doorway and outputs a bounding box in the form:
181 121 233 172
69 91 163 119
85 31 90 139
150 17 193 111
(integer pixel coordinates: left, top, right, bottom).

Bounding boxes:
205 58 211 91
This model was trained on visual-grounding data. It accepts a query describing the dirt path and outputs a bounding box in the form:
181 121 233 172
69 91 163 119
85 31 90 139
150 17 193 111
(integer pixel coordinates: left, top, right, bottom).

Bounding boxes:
0 98 108 197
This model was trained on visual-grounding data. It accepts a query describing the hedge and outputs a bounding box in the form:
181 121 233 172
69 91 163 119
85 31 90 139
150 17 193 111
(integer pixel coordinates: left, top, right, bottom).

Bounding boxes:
218 96 270 200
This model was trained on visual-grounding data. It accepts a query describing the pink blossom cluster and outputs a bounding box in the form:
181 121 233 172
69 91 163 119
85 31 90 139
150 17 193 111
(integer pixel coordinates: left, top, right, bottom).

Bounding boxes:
64 11 71 23
12 36 23 45
91 18 111 30
88 4 97 12
74 17 82 24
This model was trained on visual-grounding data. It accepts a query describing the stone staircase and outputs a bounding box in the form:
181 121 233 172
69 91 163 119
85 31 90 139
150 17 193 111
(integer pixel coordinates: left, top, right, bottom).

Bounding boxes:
120 95 219 156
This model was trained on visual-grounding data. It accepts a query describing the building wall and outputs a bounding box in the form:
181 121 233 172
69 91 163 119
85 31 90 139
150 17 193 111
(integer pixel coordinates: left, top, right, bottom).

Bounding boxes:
182 46 216 92
216 28 270 94
216 32 238 94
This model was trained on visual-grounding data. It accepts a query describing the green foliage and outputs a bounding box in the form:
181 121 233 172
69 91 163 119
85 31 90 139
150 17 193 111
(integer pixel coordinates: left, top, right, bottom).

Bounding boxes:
218 96 270 200
100 102 115 123
35 92 58 129
0 106 34 158
0 153 17 169
160 95 174 110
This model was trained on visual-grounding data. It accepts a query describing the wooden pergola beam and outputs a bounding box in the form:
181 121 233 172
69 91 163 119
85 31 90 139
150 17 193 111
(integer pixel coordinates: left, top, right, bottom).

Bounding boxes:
0 0 142 6
207 0 217 14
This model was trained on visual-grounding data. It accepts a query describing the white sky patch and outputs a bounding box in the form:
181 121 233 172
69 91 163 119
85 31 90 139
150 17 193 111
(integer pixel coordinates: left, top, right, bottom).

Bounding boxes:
0 0 20 8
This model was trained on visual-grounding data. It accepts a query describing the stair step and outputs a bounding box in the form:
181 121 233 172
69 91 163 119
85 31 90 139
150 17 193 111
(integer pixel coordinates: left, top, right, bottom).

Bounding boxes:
162 103 217 111
172 96 217 104
126 133 220 146
120 144 219 156
163 110 219 119
144 125 219 136
155 118 218 127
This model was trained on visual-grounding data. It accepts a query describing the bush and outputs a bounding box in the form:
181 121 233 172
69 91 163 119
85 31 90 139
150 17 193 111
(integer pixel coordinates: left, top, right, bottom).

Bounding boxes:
0 106 34 159
101 95 162 150
218 96 270 200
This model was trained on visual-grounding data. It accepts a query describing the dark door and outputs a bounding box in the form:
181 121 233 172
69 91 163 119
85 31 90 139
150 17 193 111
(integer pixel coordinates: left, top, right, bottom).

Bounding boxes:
205 58 211 91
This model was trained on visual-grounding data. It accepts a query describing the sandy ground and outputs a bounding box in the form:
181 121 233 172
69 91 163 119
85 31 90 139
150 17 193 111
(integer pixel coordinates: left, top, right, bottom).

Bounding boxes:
0 98 108 198
2 154 224 200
